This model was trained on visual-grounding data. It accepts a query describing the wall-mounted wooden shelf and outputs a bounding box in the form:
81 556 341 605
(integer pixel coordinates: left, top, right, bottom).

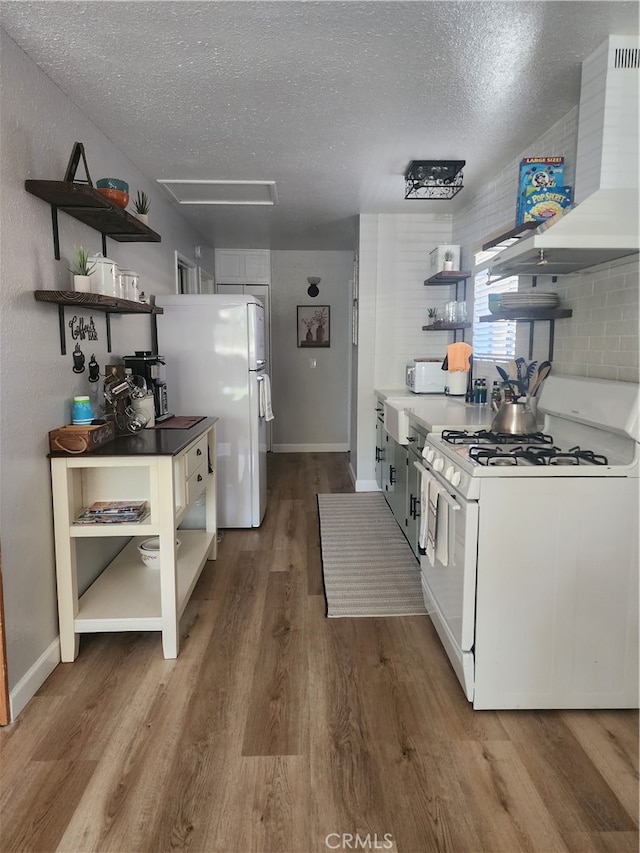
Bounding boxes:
423 271 472 341
481 222 538 252
25 180 161 259
480 307 572 360
424 270 471 286
480 308 571 322
422 322 472 332
34 290 163 355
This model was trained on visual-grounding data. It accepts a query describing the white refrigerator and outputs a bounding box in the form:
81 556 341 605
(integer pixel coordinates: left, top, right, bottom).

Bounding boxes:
156 294 269 528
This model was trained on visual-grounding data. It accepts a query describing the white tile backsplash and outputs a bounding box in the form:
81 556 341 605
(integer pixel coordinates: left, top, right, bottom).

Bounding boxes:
553 255 639 381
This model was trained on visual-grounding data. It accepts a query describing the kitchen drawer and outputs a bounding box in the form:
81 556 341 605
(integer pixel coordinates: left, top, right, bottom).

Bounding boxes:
185 435 208 477
185 460 208 506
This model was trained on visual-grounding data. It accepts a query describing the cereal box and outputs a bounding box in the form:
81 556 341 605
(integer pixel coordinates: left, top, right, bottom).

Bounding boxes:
522 186 573 222
516 157 565 224
519 157 565 192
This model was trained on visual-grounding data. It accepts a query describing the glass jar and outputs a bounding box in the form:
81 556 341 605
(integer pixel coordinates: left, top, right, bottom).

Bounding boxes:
118 269 140 301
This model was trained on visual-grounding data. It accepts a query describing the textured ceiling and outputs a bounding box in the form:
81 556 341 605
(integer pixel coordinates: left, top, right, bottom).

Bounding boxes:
2 1 638 250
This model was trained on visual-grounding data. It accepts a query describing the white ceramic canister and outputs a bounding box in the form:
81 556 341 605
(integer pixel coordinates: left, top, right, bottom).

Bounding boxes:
88 253 120 297
118 269 140 302
446 370 469 396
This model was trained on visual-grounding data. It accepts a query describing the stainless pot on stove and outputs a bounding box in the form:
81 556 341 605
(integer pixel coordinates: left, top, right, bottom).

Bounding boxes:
490 400 538 435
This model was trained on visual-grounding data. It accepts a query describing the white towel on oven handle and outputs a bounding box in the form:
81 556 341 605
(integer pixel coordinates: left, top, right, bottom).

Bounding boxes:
418 465 431 555
426 478 440 566
258 373 274 422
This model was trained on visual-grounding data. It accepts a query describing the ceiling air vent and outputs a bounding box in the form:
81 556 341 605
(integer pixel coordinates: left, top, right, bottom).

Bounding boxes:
614 47 640 69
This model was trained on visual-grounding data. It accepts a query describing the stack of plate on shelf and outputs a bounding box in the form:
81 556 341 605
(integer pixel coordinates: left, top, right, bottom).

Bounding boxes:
501 292 560 309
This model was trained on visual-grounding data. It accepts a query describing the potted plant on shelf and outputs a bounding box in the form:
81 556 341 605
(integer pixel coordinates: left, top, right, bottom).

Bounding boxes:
69 246 96 292
132 190 150 225
443 249 455 271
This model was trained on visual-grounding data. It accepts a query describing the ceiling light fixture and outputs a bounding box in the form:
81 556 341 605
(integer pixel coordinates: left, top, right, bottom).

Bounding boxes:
307 277 321 297
404 160 465 200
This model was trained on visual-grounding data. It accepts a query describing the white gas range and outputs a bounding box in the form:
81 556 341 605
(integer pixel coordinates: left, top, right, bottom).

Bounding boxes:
415 375 639 710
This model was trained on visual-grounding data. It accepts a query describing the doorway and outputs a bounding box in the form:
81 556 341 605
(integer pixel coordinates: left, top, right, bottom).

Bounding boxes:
175 252 199 294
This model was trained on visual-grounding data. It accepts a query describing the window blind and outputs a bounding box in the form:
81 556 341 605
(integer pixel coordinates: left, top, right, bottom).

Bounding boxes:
473 251 518 361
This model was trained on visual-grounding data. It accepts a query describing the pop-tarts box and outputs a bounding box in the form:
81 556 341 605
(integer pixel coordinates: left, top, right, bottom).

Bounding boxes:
523 186 573 222
516 157 565 224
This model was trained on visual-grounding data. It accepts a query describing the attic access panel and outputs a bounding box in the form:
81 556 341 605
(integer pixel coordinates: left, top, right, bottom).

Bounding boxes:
405 160 465 200
157 179 278 205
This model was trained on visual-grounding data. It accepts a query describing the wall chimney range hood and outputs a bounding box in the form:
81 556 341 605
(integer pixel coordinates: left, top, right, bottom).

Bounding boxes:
489 36 639 280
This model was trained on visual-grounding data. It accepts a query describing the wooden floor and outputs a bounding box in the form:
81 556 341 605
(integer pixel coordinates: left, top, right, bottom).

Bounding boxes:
1 453 638 853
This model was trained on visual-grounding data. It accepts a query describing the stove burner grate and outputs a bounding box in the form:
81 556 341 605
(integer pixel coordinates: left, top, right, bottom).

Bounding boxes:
468 443 609 467
442 428 554 446
470 447 520 466
566 446 608 466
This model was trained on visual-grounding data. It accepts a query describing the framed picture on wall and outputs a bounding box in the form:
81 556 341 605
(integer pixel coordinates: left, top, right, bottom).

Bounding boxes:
297 305 330 348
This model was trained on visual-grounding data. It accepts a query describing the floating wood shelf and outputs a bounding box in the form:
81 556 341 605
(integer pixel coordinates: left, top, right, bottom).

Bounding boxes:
34 290 162 314
423 272 472 342
479 308 571 322
480 307 572 360
25 180 161 259
34 290 163 355
424 270 472 286
422 322 472 331
482 222 538 252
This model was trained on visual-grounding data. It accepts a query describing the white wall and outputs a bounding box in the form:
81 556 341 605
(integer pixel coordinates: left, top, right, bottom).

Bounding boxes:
0 31 214 719
353 214 455 489
270 251 353 451
372 215 456 388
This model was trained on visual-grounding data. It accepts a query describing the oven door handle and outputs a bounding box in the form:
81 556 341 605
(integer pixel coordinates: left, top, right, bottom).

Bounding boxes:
413 460 461 511
434 487 461 512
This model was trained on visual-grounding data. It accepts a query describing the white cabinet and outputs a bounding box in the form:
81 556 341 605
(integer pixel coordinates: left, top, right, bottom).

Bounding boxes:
50 420 217 661
214 249 271 284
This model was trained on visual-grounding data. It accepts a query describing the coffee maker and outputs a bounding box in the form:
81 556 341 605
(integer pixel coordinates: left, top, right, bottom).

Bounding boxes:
122 352 172 421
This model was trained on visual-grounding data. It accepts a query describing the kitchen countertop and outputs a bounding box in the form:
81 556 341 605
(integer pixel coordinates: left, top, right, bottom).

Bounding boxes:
405 401 491 432
375 388 428 402
48 417 218 458
377 390 491 442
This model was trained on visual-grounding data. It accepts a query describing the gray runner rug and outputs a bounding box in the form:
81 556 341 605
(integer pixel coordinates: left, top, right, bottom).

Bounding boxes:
317 493 428 618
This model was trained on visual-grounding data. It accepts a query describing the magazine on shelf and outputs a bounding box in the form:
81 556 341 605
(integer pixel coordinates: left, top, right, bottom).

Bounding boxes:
80 500 147 515
75 500 148 524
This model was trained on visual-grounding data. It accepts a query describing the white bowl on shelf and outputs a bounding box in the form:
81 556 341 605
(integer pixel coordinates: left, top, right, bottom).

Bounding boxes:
138 536 181 569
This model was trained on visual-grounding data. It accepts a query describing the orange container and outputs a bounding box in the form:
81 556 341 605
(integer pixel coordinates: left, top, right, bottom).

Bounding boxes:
97 187 129 209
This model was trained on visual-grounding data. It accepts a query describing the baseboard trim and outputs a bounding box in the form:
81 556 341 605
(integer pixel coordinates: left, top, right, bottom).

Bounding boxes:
355 478 380 492
9 638 60 722
272 444 349 453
